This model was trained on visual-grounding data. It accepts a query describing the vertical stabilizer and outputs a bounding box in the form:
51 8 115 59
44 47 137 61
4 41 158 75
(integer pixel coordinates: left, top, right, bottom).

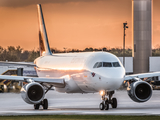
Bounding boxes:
37 4 52 56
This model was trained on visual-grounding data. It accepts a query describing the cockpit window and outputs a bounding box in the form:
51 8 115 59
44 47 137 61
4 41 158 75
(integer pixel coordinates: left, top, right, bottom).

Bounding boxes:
93 62 121 68
93 62 99 68
97 62 102 68
103 62 112 67
113 62 120 67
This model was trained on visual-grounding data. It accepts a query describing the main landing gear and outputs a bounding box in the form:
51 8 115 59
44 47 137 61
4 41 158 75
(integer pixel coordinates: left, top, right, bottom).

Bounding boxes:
34 99 48 110
99 91 117 110
34 85 53 110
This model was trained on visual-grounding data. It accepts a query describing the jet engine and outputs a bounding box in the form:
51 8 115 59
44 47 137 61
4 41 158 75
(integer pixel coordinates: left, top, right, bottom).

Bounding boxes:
127 81 152 102
21 82 45 104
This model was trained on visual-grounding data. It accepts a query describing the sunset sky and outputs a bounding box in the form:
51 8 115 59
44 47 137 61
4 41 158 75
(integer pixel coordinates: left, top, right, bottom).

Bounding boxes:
0 0 160 50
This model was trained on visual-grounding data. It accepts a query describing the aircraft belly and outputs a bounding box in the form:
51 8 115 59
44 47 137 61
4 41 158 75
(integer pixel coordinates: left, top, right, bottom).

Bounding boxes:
36 68 97 93
55 75 83 93
71 72 97 93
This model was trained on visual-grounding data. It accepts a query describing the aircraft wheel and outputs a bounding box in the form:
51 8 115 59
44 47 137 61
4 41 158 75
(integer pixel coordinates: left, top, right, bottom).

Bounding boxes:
111 98 117 108
104 103 109 110
99 103 105 110
34 104 40 110
43 99 48 109
104 100 109 110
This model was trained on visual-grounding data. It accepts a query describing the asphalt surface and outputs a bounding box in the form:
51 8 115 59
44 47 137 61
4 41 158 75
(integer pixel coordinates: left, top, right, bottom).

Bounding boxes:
1 90 160 115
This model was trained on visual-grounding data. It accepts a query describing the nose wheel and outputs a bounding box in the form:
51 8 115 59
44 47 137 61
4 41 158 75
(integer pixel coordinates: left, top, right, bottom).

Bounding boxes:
99 91 117 110
111 98 117 108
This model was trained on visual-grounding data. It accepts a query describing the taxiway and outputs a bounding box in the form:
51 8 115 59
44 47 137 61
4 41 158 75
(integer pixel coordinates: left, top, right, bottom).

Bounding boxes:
0 90 160 115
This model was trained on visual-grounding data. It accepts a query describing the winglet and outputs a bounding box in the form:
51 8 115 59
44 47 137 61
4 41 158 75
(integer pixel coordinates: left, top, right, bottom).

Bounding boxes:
37 4 52 56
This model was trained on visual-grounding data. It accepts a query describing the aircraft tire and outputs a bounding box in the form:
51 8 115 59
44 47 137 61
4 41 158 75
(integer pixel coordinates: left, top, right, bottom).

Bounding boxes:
104 100 109 110
104 103 109 110
111 98 117 108
99 103 105 110
34 104 40 110
43 99 48 109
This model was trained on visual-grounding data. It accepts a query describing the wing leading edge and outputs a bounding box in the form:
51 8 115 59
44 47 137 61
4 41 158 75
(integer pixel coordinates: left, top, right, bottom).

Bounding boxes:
0 75 65 88
125 71 160 81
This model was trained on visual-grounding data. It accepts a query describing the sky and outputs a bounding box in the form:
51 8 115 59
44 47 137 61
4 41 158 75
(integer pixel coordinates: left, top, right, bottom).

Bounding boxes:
0 0 160 50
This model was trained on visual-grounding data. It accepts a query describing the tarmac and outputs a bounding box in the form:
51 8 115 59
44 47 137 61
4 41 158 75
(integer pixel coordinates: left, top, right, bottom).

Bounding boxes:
1 90 160 116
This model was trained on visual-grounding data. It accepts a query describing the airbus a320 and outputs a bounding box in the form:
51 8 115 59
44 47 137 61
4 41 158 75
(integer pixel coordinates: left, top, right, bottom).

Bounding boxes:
0 4 160 110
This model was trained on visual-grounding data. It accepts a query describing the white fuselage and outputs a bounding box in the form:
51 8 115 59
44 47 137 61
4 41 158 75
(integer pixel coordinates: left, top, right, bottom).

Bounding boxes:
34 52 125 93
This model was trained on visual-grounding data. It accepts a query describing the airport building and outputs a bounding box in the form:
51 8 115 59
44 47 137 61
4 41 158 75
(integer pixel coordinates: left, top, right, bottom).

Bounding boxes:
119 57 160 75
0 61 37 76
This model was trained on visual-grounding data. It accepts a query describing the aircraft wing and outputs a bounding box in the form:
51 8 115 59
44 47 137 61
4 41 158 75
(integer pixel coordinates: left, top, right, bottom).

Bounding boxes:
0 61 36 66
125 71 160 81
0 75 65 88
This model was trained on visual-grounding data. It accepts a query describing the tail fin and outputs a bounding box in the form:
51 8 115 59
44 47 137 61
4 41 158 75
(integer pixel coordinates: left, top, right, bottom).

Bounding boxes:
37 4 52 56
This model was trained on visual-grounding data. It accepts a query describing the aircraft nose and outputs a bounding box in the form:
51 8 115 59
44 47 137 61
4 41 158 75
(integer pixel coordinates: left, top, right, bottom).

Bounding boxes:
101 68 124 79
99 69 125 90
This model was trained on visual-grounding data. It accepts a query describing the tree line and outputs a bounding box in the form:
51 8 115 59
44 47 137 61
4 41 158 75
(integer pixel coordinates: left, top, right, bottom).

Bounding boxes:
0 46 160 62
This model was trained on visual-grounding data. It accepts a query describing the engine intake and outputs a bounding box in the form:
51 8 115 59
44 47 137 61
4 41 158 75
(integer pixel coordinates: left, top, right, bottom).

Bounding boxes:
127 81 152 102
21 82 45 104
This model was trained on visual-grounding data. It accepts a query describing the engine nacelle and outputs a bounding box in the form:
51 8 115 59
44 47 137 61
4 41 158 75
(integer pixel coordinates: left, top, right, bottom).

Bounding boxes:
21 82 45 104
127 81 152 102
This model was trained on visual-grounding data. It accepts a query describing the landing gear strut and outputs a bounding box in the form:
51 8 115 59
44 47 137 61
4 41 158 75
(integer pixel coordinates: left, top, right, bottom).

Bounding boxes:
99 91 117 110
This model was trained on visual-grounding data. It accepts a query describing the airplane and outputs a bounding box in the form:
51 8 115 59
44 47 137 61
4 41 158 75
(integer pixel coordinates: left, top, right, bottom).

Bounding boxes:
0 4 160 110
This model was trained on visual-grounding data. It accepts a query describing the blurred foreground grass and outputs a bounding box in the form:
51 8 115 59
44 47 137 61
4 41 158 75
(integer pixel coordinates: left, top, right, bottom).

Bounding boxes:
0 115 160 120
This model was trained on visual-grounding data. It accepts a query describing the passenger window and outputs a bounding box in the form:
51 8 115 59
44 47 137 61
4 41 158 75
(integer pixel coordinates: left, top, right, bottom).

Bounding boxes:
113 62 120 67
97 62 102 68
93 62 99 68
103 62 112 67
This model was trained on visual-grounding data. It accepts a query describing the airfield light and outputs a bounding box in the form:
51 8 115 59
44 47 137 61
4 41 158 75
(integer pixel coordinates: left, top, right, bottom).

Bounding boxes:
123 22 128 68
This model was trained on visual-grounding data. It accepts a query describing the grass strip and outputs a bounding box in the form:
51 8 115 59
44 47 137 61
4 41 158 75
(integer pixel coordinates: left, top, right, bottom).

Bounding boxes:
0 115 160 120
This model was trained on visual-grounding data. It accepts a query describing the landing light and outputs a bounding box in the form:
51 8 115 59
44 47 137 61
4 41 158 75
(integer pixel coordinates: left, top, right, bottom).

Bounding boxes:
100 90 105 96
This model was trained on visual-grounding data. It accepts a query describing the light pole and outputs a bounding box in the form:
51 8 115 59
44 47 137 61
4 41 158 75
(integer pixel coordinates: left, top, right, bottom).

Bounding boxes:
123 22 128 68
63 47 67 53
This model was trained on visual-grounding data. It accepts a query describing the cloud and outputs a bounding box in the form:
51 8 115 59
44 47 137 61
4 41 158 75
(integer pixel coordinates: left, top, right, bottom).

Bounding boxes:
0 0 105 8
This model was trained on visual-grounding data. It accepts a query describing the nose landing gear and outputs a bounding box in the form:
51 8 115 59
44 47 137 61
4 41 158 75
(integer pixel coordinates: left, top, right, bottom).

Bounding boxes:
99 91 117 110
